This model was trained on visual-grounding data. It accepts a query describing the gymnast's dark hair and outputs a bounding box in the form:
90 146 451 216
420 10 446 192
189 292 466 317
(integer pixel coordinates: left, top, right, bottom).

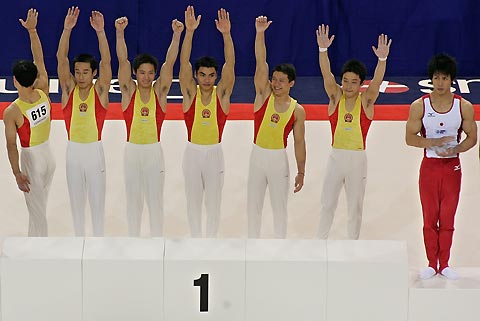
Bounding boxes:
272 63 296 82
341 59 367 82
12 60 37 87
428 53 457 80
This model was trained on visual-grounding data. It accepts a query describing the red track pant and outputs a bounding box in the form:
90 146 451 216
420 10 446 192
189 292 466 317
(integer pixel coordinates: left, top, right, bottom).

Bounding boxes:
419 157 461 272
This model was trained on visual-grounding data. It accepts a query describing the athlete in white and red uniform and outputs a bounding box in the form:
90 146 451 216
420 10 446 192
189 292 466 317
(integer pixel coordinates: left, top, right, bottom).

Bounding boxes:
247 16 306 239
57 7 112 236
316 24 391 239
179 6 235 237
116 16 184 236
3 9 55 236
406 53 477 280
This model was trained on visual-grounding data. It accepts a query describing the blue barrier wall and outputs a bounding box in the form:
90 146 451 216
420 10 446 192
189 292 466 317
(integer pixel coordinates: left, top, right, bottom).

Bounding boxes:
1 0 478 78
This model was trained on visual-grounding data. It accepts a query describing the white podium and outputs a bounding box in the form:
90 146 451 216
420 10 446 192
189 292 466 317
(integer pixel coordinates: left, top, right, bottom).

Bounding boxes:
163 238 245 321
408 267 480 321
0 237 84 321
245 239 328 321
326 240 409 321
8 237 480 321
82 237 165 321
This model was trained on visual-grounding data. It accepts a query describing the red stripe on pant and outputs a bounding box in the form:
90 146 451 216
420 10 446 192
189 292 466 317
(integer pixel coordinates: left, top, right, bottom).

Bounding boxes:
419 156 461 272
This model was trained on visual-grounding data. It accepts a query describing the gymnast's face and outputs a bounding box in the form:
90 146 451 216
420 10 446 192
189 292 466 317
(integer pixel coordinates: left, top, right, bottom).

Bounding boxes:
135 63 156 88
270 71 294 96
431 72 452 95
195 67 217 91
341 72 363 98
74 62 97 89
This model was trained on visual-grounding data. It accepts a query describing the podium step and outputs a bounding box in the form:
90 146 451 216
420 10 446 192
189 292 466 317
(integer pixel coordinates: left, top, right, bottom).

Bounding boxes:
408 267 480 321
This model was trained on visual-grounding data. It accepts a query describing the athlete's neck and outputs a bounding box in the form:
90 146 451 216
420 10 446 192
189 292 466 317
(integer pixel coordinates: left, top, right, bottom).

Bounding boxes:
137 85 152 103
273 92 291 104
430 90 453 100
343 91 360 101
199 87 213 105
18 87 40 104
430 91 454 111
77 83 93 100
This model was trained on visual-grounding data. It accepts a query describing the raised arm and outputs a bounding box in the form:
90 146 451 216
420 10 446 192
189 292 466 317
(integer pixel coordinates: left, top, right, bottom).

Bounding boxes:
405 99 456 149
293 105 306 193
254 16 272 107
57 6 79 100
155 19 184 109
215 8 235 113
20 8 48 94
3 107 30 193
179 5 201 110
115 16 135 107
91 11 112 99
316 24 340 100
363 34 392 108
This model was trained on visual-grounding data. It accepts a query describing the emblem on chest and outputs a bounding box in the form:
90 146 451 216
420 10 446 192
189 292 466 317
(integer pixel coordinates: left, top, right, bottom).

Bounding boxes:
344 112 353 122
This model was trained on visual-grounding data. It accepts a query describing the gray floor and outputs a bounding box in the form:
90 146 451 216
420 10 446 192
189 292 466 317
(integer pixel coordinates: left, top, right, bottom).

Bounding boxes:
0 120 479 270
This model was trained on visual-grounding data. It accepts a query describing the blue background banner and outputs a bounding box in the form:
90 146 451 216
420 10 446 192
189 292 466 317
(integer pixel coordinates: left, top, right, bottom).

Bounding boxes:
1 0 479 79
2 76 480 105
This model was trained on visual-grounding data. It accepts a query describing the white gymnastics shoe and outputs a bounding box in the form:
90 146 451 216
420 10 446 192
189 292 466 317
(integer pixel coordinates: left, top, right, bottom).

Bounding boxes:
419 267 436 280
440 267 459 280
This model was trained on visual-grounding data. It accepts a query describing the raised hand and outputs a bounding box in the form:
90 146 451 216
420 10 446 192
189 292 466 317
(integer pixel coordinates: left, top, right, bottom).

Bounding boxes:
90 10 105 32
215 8 231 34
115 16 128 31
184 5 201 31
172 19 184 35
255 15 272 33
372 34 392 59
64 6 80 30
19 8 38 30
316 24 335 49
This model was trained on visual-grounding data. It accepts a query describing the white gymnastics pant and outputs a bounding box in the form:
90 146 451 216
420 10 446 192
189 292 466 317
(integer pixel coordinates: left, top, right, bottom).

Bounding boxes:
318 148 367 239
124 142 165 237
182 142 224 238
247 144 290 238
21 141 56 236
66 141 106 236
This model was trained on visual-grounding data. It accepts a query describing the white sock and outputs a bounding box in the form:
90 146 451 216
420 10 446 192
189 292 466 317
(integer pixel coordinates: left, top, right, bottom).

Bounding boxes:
440 267 459 280
419 267 437 280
